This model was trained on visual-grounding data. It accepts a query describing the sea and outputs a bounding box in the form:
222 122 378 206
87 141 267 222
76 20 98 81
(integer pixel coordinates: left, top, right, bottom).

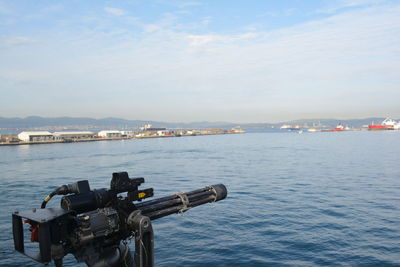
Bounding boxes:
0 130 399 266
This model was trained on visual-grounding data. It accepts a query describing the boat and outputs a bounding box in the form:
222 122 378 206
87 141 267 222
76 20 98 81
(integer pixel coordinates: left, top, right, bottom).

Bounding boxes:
368 118 400 130
307 128 319 132
280 125 301 130
322 124 345 132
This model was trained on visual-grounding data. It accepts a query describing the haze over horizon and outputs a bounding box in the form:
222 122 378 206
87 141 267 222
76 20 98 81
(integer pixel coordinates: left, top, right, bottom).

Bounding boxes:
1 0 399 123
1 114 398 125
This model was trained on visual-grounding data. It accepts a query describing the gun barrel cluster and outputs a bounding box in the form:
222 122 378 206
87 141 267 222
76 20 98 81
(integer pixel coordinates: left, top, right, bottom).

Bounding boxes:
136 184 227 220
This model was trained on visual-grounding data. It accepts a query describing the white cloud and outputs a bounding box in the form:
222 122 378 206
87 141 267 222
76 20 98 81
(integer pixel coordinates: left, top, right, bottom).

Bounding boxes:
177 1 203 8
186 32 258 47
143 24 162 32
43 4 64 13
186 34 222 47
317 0 384 13
201 16 211 26
5 36 34 45
104 7 125 16
283 8 296 16
0 2 11 14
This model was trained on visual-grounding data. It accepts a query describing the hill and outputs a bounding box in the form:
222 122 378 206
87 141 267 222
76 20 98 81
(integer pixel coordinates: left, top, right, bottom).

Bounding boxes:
0 116 236 130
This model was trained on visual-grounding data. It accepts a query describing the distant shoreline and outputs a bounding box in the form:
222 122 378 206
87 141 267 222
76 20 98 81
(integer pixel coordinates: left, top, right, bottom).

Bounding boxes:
0 129 245 146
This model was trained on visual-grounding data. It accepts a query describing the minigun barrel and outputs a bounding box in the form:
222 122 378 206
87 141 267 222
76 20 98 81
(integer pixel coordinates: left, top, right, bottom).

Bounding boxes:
135 184 227 220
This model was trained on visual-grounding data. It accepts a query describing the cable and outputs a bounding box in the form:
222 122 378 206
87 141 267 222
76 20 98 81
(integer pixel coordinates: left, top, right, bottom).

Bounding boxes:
40 184 69 208
40 190 57 208
140 238 149 266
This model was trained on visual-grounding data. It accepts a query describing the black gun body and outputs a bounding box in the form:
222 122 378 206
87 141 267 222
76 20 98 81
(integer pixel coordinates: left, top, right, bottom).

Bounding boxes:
12 172 227 267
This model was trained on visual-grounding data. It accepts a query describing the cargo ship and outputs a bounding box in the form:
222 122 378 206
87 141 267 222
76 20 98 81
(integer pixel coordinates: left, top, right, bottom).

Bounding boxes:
368 118 400 130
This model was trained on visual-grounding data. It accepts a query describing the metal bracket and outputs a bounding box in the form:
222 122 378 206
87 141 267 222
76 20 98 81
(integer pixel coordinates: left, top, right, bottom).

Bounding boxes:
175 192 190 213
127 210 154 267
207 186 218 202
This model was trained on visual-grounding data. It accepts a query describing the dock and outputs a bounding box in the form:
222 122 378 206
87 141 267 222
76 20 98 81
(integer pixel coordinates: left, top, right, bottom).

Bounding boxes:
0 128 245 146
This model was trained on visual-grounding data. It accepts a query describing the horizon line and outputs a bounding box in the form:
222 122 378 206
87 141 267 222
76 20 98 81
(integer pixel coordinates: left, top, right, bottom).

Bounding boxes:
0 115 398 125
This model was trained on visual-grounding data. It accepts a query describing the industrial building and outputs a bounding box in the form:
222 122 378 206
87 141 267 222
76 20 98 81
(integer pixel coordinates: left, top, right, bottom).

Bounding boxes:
120 131 138 138
156 130 174 136
141 124 166 131
98 130 122 138
53 131 95 140
17 131 54 142
0 134 19 143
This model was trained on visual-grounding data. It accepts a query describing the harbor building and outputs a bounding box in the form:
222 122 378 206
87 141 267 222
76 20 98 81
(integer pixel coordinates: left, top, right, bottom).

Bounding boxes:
98 130 122 138
0 134 19 143
156 130 174 136
120 131 139 138
17 131 54 142
141 124 166 132
53 131 95 140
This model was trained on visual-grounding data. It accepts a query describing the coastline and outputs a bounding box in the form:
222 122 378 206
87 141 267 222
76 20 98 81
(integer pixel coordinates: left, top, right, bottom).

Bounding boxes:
0 129 245 146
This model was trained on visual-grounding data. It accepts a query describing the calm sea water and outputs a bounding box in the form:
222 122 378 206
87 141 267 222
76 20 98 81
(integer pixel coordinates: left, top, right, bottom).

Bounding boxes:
0 131 399 266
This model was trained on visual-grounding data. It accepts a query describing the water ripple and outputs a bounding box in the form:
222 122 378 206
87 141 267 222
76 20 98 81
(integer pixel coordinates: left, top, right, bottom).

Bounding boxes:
1 131 400 266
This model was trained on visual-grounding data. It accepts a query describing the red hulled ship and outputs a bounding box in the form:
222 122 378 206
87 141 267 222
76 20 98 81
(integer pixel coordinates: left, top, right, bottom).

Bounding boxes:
368 118 399 130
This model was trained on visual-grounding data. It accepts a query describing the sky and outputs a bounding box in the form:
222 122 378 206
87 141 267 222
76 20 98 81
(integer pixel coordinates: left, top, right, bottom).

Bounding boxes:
0 0 399 123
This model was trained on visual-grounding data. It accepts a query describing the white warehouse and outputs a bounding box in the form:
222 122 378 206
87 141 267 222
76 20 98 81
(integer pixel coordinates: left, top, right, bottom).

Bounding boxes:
120 131 137 138
18 131 54 142
98 130 122 138
53 131 95 140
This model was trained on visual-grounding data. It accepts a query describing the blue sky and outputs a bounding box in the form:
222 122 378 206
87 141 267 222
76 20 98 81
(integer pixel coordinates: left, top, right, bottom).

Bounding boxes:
0 0 399 122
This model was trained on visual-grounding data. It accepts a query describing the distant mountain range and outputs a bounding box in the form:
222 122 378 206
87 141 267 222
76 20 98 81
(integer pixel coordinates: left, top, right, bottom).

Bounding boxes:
0 116 237 130
0 116 397 131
